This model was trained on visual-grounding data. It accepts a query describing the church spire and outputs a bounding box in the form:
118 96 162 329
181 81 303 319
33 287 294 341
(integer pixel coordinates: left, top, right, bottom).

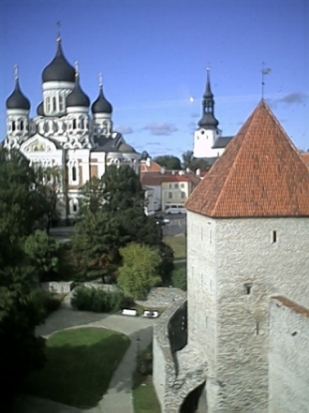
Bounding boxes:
198 68 219 130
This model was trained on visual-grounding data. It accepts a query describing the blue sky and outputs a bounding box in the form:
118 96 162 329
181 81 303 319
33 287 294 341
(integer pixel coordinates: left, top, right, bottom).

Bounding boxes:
1 0 308 157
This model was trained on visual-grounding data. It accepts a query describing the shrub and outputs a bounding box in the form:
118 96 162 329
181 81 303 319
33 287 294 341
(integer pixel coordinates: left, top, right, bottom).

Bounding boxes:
171 265 187 291
136 343 153 376
32 289 62 318
71 286 131 313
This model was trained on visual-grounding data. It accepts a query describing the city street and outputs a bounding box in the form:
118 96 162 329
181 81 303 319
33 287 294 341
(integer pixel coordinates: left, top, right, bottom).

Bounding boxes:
50 213 187 240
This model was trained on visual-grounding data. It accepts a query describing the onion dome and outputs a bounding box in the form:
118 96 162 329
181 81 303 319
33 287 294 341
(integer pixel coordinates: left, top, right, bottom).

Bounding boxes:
118 142 136 153
66 72 90 108
42 39 75 83
37 101 44 116
6 71 30 110
92 74 113 114
198 113 219 128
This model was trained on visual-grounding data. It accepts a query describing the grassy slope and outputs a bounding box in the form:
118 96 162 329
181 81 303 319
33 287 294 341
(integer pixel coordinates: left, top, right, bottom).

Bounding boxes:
24 327 130 409
163 234 186 259
133 375 161 413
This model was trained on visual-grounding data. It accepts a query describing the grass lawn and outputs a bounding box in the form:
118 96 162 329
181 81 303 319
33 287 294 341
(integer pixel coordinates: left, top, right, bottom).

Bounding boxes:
164 234 186 259
23 327 130 409
133 374 161 413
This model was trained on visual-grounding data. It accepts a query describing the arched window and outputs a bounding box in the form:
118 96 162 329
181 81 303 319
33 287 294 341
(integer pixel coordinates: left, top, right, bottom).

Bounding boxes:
20 120 24 130
52 96 57 112
12 121 16 131
59 95 65 112
72 119 77 129
46 97 51 114
72 166 77 182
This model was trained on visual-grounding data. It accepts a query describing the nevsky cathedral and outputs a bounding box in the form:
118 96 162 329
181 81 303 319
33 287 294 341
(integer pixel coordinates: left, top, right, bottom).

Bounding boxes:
4 33 140 223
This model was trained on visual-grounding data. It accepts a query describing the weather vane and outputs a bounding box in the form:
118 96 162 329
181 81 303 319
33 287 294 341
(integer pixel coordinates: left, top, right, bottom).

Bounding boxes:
56 21 61 41
13 64 19 81
261 62 271 99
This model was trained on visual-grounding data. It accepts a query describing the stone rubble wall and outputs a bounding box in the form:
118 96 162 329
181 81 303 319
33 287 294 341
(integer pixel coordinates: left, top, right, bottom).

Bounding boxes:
269 298 309 413
153 296 207 413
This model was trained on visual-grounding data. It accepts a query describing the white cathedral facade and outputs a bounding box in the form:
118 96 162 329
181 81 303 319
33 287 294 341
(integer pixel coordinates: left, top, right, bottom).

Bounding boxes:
4 35 140 224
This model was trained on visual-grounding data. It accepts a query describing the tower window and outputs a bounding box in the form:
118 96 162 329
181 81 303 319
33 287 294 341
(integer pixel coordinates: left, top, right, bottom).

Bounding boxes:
201 130 205 135
255 321 260 335
244 283 253 294
72 166 77 182
272 230 277 243
59 95 65 112
291 331 298 337
20 120 24 130
12 121 16 131
52 96 57 112
72 119 77 129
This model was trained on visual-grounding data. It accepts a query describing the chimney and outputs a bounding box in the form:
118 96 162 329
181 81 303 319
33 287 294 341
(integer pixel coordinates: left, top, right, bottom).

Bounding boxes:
196 168 201 176
146 157 151 168
160 167 165 174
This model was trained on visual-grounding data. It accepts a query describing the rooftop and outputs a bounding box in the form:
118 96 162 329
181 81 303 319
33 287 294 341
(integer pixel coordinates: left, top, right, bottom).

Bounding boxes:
141 171 202 186
186 100 309 218
272 296 309 319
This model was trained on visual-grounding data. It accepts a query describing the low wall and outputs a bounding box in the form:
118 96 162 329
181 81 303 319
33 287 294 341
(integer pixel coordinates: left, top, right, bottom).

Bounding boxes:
153 296 187 412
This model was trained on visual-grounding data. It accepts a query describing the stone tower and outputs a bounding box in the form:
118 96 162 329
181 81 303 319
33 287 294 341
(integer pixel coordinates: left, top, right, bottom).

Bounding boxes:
185 100 309 412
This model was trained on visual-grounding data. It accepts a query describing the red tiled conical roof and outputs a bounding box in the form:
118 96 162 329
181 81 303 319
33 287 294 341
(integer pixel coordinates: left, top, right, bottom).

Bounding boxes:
185 100 309 218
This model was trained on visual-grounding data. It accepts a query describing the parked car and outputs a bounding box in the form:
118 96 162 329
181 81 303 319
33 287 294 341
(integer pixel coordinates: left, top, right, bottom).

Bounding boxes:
165 204 187 214
155 214 170 225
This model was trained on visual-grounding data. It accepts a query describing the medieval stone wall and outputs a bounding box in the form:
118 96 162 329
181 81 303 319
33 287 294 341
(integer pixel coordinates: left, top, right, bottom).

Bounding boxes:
269 298 309 413
186 212 309 412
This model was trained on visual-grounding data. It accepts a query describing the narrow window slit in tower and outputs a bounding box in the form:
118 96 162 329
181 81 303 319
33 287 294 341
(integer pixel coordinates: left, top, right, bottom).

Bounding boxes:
244 283 252 294
255 321 259 335
272 230 277 243
291 331 298 337
72 166 77 182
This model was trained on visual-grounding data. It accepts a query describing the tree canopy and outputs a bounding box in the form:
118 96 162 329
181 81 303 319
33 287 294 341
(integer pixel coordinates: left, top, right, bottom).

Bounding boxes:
117 243 162 299
73 164 174 281
181 150 211 172
153 155 182 170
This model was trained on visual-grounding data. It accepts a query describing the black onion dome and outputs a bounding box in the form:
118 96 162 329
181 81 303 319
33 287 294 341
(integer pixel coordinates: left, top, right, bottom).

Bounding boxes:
42 40 75 83
6 79 30 110
91 86 112 114
66 75 90 107
37 102 44 116
198 113 219 129
118 142 136 153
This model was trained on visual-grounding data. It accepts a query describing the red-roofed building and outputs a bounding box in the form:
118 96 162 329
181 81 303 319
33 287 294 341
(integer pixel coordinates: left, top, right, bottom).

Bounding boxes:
141 169 202 211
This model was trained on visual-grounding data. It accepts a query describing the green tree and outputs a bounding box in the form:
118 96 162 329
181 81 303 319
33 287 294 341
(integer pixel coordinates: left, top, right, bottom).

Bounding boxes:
0 249 46 407
79 176 105 215
71 211 121 280
117 243 162 299
153 155 181 170
181 150 211 172
35 165 62 232
24 230 63 282
0 147 48 241
73 165 174 282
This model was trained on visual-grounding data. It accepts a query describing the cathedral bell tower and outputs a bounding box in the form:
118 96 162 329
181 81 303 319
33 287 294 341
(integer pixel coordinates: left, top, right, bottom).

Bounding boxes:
193 69 221 158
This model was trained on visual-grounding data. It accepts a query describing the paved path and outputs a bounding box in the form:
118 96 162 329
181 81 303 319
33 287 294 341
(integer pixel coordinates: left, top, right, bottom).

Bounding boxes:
15 308 155 413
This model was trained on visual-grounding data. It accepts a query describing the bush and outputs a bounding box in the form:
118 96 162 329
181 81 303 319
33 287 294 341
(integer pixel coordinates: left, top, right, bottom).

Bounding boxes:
171 265 187 291
71 286 132 313
32 289 62 318
136 343 153 376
